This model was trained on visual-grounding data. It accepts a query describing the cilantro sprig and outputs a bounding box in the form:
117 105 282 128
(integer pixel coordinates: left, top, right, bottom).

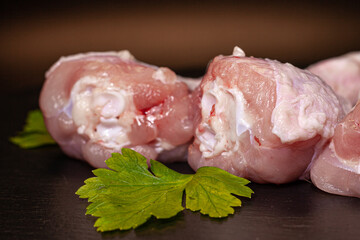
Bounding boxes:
10 109 56 148
76 148 253 232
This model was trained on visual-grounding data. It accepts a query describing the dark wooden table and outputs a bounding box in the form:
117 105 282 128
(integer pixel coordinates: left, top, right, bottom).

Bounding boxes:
1 86 360 240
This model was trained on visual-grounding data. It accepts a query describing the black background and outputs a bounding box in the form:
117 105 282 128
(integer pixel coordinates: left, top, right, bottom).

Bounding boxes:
1 1 360 239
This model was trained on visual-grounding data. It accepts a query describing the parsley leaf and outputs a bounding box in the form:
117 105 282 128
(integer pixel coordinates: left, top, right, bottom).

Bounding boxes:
10 109 56 148
185 167 253 217
76 148 253 232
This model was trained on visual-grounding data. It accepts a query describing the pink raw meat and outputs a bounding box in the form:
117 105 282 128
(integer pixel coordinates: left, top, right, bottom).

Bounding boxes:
310 101 360 197
40 51 197 168
307 52 360 106
188 47 347 184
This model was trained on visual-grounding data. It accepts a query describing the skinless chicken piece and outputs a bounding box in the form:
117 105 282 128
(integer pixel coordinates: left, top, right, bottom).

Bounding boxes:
40 51 196 168
310 101 360 198
188 47 347 184
307 52 360 106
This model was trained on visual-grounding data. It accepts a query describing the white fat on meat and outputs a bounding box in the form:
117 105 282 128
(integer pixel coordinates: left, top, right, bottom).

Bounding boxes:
188 47 347 184
69 76 133 149
272 62 340 143
198 77 251 158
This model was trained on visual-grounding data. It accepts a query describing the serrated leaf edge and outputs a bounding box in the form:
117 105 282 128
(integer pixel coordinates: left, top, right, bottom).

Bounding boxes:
76 148 254 231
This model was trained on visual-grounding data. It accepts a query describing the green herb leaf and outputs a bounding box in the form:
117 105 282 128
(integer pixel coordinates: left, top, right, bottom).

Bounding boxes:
76 148 253 232
10 109 56 148
185 167 253 217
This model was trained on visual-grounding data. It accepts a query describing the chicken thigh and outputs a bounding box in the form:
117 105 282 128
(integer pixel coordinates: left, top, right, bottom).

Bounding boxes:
40 51 196 168
307 52 360 106
188 47 347 184
310 101 360 198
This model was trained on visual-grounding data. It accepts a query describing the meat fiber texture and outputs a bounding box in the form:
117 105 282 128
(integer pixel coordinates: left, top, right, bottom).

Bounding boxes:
310 101 360 198
40 51 197 168
188 47 347 184
307 52 360 106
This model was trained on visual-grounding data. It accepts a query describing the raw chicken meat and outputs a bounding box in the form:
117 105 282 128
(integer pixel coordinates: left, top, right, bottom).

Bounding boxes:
310 101 360 198
188 47 347 184
40 51 197 168
307 52 360 106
